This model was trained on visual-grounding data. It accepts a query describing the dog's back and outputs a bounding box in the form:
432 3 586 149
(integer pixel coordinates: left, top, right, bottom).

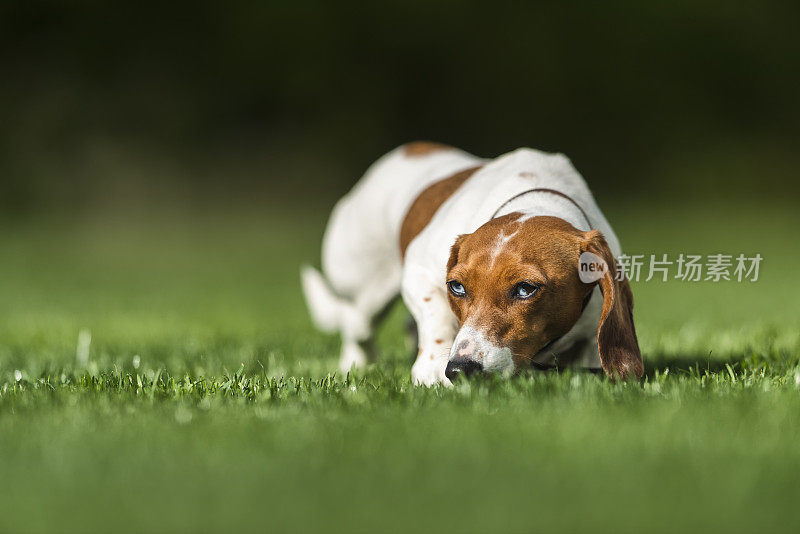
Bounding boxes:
319 142 480 298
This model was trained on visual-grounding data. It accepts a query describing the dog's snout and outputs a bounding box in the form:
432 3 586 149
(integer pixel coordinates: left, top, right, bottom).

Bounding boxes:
445 358 483 382
455 338 475 358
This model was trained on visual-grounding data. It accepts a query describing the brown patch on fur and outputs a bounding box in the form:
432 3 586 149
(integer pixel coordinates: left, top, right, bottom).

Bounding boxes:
399 165 483 258
403 141 452 157
435 339 443 344
445 215 641 379
423 297 431 302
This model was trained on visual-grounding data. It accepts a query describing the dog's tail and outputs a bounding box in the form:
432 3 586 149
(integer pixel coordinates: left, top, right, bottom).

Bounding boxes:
300 265 368 338
300 265 343 332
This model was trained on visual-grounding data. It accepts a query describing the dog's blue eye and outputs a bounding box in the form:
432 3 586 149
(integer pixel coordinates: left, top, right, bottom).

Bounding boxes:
512 282 538 299
447 280 466 297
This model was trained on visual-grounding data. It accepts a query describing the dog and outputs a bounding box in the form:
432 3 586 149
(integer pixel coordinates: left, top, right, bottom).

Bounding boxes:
302 142 643 386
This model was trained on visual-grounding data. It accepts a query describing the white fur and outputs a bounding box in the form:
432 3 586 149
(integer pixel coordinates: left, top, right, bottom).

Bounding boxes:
488 227 518 269
451 325 515 376
302 145 622 385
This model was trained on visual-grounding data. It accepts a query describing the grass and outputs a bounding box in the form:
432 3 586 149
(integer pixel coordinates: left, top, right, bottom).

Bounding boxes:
1 199 799 533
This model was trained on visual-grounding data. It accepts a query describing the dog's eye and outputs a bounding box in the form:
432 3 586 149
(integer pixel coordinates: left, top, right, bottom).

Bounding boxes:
447 280 467 297
511 282 539 299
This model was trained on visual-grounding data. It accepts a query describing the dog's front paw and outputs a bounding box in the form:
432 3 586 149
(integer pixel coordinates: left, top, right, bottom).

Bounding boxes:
411 357 451 387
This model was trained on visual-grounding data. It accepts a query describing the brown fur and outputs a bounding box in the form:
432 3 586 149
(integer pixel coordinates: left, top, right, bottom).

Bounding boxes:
403 141 453 157
445 215 642 379
583 231 644 380
399 165 483 258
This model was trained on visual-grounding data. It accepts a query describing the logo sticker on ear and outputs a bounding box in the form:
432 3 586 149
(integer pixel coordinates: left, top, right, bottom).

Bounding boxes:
579 252 608 283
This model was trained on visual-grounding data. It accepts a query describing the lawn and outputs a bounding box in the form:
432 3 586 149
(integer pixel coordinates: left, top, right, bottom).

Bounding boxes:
1 199 799 533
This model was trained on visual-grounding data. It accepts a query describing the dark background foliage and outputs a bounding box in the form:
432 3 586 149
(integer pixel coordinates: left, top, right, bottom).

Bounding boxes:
1 1 798 213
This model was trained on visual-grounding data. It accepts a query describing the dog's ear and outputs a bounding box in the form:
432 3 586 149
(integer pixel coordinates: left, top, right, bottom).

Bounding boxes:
582 231 643 381
446 234 468 274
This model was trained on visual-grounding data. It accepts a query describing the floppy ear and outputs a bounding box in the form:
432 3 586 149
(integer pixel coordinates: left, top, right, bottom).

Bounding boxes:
583 231 643 381
446 234 468 273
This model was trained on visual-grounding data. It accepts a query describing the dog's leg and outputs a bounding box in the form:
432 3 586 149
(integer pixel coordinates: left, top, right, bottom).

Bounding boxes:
338 338 371 372
403 275 458 386
564 290 603 371
573 334 602 371
336 266 402 374
303 262 400 374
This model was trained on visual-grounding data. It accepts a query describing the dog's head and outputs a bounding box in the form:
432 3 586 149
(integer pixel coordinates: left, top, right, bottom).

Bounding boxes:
444 214 642 381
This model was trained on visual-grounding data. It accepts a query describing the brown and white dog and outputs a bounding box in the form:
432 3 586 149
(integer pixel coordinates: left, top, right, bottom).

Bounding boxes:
302 142 643 386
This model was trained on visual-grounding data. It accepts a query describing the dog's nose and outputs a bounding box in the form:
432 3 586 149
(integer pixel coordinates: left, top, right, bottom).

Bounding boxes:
445 358 483 382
